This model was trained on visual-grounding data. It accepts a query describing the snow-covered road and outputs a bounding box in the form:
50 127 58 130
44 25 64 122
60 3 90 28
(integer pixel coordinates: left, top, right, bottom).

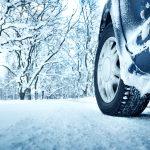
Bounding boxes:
0 98 149 150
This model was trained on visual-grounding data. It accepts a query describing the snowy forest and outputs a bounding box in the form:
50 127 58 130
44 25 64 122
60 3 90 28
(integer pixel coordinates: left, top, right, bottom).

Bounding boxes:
0 0 103 100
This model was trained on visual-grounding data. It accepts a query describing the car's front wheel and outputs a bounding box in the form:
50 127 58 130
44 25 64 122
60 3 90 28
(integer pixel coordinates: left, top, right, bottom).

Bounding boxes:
94 23 149 116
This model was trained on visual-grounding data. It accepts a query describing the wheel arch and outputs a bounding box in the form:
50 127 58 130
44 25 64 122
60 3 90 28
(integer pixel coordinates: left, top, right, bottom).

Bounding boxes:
99 3 112 37
98 0 127 54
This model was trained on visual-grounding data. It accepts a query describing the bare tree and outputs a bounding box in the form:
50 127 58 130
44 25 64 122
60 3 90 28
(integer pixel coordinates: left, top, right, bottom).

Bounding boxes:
0 0 78 100
68 0 100 97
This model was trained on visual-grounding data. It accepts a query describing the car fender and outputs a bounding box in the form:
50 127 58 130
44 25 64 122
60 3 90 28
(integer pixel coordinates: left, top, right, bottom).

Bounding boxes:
98 0 150 95
99 0 127 55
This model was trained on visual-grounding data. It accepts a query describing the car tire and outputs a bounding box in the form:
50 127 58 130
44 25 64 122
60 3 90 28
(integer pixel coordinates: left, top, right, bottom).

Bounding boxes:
94 23 149 116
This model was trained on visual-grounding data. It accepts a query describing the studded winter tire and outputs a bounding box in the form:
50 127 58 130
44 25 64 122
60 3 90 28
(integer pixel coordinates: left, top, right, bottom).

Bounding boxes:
94 23 149 116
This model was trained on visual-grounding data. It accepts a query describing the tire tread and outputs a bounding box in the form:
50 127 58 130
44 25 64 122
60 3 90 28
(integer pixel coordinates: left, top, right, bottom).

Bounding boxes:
116 86 149 116
94 23 149 117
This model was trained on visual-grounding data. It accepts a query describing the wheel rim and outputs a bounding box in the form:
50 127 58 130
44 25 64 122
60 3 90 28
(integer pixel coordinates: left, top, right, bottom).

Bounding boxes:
97 37 120 103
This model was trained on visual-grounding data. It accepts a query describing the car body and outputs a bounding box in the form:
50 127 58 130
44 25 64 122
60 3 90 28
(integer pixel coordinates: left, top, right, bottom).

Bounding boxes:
94 0 150 116
99 0 150 96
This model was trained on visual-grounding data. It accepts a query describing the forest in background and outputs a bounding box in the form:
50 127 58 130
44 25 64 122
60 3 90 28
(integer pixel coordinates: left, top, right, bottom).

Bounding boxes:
0 0 103 100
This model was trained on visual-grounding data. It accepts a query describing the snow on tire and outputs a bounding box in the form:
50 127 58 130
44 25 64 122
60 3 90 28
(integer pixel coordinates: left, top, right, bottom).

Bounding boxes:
94 23 149 116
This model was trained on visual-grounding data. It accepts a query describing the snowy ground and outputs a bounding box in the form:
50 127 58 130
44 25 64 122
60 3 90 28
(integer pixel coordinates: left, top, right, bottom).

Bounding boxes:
0 98 149 150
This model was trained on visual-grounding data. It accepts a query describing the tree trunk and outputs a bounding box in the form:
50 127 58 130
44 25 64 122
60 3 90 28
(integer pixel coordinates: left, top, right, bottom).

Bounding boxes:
42 91 44 99
83 85 88 97
34 76 39 100
19 92 25 100
26 88 31 100
35 91 38 100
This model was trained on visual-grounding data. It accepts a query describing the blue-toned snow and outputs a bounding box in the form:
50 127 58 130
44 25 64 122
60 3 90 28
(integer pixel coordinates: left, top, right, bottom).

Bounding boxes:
0 98 149 150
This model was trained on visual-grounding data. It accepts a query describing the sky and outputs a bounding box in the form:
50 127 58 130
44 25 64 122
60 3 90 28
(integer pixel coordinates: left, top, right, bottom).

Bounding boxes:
63 0 80 18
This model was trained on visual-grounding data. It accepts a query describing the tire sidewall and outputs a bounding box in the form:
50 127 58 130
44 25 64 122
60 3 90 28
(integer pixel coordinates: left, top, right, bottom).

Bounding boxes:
94 24 125 115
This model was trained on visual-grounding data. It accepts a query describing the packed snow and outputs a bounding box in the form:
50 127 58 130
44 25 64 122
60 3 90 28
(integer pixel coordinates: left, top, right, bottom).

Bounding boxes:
115 2 150 96
0 98 149 150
